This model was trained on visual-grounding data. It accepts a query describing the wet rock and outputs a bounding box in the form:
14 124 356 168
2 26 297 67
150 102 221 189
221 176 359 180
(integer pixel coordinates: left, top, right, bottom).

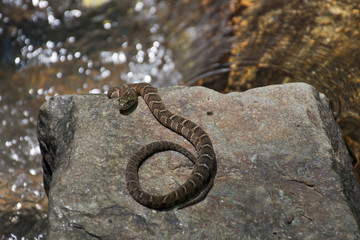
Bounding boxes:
37 83 360 239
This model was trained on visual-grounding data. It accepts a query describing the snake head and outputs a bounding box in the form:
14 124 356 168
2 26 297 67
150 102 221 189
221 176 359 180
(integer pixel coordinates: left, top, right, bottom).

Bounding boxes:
118 88 138 110
108 86 138 110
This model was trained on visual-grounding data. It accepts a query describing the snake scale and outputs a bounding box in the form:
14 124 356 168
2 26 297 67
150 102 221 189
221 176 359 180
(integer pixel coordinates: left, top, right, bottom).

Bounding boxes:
108 83 216 210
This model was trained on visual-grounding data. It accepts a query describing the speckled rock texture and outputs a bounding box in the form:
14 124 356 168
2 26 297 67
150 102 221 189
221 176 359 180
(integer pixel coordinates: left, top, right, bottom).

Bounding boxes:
37 83 360 239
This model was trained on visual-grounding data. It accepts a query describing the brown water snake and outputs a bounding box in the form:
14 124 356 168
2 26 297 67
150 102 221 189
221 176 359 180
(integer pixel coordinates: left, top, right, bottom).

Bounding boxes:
108 83 216 210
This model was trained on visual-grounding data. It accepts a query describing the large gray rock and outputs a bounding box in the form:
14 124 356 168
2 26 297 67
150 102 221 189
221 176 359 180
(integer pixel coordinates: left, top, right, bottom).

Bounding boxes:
37 83 360 239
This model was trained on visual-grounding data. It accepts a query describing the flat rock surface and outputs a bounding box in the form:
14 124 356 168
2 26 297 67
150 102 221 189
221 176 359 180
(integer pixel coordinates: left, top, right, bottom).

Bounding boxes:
37 83 360 239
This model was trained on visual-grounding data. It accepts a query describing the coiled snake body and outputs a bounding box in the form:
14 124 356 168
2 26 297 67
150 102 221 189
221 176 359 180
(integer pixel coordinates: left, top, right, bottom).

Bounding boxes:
108 83 216 210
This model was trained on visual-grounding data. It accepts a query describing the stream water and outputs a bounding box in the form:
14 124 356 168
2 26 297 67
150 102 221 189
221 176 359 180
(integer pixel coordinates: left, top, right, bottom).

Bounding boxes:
0 0 359 239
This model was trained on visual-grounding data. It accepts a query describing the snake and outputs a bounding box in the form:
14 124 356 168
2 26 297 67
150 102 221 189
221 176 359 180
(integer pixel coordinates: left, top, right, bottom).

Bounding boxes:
108 83 216 210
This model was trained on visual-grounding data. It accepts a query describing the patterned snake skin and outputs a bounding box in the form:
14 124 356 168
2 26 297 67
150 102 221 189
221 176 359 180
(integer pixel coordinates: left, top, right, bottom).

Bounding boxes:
108 83 216 210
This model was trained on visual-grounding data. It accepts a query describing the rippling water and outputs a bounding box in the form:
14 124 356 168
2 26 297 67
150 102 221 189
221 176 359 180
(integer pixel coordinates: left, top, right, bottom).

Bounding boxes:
1 0 359 239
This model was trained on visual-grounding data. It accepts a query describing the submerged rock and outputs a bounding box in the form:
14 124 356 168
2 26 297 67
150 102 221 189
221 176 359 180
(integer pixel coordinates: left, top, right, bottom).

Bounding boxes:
37 83 360 239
